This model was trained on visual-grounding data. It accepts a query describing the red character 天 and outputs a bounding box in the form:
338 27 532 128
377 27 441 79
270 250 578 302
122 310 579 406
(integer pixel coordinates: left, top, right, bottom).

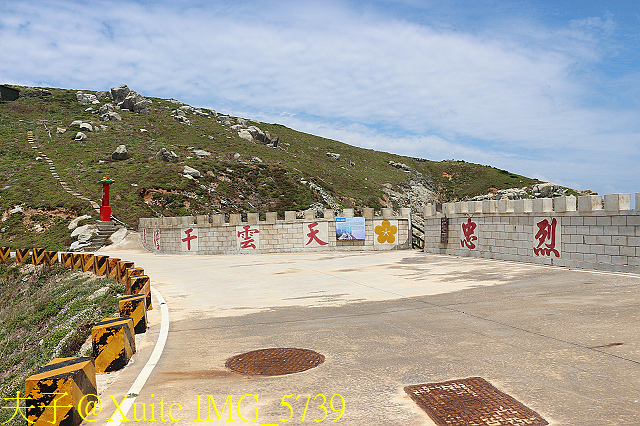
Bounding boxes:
237 225 259 249
460 217 477 249
306 222 328 246
182 228 197 250
534 218 559 257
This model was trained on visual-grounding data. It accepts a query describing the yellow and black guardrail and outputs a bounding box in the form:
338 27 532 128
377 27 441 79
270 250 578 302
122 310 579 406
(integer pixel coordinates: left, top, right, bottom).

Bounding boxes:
16 248 30 263
1 243 158 426
44 250 59 266
25 357 97 425
129 275 153 310
91 317 136 374
0 246 10 262
93 255 109 276
125 267 145 294
116 260 135 285
119 294 147 334
60 252 73 268
107 257 121 279
32 248 46 265
72 253 83 270
81 253 94 272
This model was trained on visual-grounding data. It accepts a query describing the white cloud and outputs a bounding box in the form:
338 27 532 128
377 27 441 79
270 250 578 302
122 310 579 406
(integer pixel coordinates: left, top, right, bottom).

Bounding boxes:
0 0 638 195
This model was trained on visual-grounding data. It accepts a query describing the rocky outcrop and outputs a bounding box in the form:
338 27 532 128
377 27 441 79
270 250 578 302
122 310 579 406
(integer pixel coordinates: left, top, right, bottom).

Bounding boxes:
74 132 87 141
471 188 528 201
171 109 191 125
326 152 341 161
300 179 341 210
96 90 112 99
532 182 559 198
112 145 128 160
98 103 122 121
183 165 201 178
155 148 179 162
389 161 412 172
110 85 130 104
382 173 438 216
76 91 99 105
110 84 149 113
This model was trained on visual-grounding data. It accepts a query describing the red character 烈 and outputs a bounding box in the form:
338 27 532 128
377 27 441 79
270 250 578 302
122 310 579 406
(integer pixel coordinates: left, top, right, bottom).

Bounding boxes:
534 218 559 257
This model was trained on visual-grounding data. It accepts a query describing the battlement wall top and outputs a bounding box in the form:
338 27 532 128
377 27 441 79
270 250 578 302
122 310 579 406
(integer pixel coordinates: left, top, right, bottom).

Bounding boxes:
424 193 639 217
140 207 411 229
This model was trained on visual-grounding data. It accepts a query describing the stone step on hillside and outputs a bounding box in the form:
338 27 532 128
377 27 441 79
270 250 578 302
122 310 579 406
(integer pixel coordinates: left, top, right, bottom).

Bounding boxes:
83 222 119 251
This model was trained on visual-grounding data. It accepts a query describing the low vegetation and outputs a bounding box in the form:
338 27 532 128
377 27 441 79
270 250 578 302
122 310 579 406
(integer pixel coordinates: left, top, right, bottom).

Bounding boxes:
0 260 122 425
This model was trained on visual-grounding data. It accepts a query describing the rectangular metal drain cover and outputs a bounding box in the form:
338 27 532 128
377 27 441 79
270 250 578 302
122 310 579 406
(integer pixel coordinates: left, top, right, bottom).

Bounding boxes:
404 377 548 426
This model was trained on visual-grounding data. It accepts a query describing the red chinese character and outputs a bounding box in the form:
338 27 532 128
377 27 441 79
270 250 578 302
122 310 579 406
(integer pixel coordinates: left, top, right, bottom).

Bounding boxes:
182 228 197 250
460 217 477 249
153 229 160 250
237 225 259 249
306 222 328 246
534 218 559 257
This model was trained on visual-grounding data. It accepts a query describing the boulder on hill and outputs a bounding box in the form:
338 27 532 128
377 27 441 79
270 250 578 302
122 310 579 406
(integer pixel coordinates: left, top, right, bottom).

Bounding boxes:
76 91 99 105
155 148 179 162
326 152 341 161
532 182 559 198
183 165 201 178
110 84 149 114
74 132 87 141
110 85 130 104
112 144 128 160
121 91 148 114
96 90 112 99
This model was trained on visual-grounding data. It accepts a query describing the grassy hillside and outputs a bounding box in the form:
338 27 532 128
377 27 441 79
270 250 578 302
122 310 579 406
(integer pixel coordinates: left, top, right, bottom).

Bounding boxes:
0 261 122 425
0 85 542 250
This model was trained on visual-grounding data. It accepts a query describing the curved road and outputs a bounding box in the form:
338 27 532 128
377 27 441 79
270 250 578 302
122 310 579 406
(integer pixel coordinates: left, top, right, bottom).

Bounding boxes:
89 240 640 425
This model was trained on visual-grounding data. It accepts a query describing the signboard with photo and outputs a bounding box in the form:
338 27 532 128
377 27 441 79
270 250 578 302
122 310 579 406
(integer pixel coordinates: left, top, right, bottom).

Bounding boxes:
336 217 366 240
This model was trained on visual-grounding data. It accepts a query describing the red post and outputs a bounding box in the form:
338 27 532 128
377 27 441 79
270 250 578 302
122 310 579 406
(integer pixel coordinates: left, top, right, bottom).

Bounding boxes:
99 176 115 222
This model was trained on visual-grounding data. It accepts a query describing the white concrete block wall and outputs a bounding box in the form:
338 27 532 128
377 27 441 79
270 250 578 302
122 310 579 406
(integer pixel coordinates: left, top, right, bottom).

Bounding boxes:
423 193 640 273
139 209 411 255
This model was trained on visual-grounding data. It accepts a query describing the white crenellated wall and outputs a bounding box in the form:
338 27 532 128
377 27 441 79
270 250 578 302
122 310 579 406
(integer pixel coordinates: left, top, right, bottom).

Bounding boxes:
138 208 411 255
423 194 640 273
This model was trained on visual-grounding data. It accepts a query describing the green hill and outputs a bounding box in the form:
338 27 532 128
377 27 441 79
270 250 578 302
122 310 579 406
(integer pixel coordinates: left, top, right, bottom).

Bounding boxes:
0 85 545 250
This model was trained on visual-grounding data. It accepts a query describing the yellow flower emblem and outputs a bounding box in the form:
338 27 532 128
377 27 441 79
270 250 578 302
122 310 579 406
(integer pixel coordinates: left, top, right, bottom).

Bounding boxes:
375 220 398 244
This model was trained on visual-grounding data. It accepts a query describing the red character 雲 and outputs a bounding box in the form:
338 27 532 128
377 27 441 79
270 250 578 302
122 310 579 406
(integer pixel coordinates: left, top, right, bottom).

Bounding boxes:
238 225 259 249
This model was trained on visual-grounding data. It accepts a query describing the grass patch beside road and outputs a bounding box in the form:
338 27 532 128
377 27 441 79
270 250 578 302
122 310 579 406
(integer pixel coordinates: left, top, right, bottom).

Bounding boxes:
0 261 122 426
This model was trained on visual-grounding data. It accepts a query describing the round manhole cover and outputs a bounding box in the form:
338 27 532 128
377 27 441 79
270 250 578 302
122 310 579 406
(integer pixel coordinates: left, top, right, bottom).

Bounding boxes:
225 348 325 376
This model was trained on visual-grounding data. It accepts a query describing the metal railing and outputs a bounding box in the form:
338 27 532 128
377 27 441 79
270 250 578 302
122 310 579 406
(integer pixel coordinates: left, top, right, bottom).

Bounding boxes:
411 223 424 250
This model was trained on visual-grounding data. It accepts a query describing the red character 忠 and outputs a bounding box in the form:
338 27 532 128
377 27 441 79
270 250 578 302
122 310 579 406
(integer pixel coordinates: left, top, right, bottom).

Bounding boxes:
460 217 477 249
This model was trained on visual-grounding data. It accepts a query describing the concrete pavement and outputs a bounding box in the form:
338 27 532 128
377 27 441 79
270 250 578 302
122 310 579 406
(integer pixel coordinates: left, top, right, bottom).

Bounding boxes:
91 240 640 425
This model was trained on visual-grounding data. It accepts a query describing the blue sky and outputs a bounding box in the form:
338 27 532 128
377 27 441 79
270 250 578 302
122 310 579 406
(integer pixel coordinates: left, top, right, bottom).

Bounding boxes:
1 0 639 197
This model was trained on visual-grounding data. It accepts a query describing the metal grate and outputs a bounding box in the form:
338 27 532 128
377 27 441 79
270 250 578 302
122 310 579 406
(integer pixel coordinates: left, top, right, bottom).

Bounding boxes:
404 377 548 426
225 348 325 376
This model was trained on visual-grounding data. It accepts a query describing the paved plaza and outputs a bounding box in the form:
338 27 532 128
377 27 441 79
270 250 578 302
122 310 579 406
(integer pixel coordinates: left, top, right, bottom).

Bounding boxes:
93 241 640 425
